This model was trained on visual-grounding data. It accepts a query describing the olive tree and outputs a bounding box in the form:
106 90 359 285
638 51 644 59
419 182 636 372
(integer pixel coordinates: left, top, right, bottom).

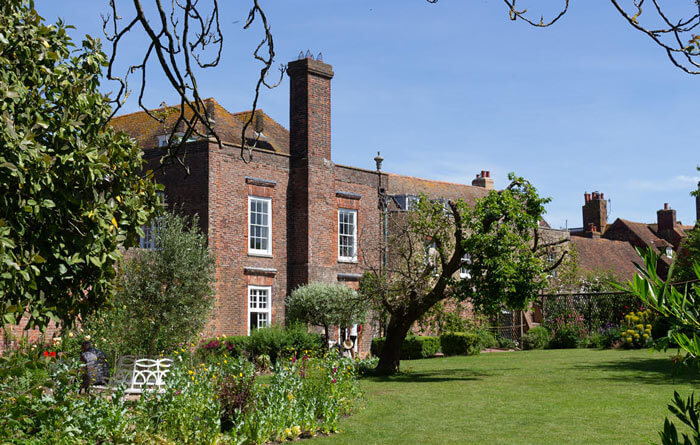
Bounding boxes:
87 211 215 356
0 0 160 329
286 282 368 347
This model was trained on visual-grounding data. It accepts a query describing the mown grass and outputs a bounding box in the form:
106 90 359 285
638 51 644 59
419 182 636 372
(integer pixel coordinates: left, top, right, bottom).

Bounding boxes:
317 349 699 444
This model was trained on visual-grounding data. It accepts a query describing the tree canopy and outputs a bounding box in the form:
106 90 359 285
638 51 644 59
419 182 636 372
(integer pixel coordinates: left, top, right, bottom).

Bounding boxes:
361 174 557 374
0 0 160 330
287 282 367 346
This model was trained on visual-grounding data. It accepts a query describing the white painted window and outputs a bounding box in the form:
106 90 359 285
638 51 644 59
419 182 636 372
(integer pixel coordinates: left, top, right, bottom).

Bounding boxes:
338 208 357 261
460 253 472 279
248 196 272 255
139 191 165 249
248 286 271 334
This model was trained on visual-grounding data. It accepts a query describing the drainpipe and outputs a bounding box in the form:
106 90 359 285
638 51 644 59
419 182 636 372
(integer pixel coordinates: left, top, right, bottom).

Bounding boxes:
374 152 388 336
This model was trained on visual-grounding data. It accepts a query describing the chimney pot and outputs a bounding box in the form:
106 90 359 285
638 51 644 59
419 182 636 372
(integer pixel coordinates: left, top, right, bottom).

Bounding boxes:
600 193 604 200
480 170 486 178
486 171 491 178
664 203 669 210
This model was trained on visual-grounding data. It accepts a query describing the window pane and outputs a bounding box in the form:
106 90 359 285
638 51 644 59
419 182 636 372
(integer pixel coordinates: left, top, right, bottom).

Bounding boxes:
249 197 271 253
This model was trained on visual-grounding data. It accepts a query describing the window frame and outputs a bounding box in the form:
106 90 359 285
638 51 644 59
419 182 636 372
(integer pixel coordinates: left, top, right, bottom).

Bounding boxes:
139 191 165 249
247 285 272 335
248 196 272 256
337 208 358 262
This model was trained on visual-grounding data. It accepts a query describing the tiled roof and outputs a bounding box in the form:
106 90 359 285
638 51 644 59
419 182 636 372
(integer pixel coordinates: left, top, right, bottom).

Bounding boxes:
570 237 641 281
613 219 672 250
387 174 490 207
109 99 290 153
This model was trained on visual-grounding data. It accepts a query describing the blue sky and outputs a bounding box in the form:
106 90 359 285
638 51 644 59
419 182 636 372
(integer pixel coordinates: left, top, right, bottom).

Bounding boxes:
37 1 700 229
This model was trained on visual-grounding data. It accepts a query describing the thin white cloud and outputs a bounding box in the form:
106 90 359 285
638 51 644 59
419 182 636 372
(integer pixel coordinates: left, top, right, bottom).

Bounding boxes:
626 175 700 192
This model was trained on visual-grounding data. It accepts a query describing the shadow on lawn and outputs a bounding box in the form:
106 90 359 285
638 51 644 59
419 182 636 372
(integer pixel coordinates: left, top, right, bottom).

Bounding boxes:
364 367 498 383
575 356 700 385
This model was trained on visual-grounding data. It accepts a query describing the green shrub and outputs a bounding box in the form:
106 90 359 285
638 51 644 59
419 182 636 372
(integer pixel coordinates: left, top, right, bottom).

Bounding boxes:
246 325 323 364
497 336 518 349
521 326 551 350
439 332 480 356
547 311 587 349
370 335 440 360
473 328 498 349
197 335 249 361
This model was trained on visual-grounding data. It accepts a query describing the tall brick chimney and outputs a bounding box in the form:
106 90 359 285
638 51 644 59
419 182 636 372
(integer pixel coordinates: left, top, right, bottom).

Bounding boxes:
287 57 336 292
657 203 677 243
471 170 494 190
582 191 607 233
287 58 334 161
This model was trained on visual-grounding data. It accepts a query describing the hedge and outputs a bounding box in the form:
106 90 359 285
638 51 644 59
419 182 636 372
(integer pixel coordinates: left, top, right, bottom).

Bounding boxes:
439 332 480 356
371 335 440 359
197 325 323 364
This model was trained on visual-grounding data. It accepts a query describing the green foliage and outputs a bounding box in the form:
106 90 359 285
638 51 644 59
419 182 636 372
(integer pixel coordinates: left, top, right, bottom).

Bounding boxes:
287 281 367 346
83 211 215 357
547 310 587 349
197 335 250 361
521 326 551 350
0 0 160 329
454 173 551 316
439 332 481 356
0 341 361 443
626 248 700 364
371 335 440 360
659 391 700 445
246 324 323 364
473 327 499 349
673 226 700 283
620 309 655 348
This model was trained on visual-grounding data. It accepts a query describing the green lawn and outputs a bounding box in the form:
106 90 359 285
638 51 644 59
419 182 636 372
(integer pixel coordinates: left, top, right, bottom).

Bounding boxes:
317 349 700 444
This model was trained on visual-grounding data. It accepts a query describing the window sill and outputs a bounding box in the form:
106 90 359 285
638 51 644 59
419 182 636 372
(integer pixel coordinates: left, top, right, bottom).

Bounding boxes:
338 258 358 264
248 252 273 258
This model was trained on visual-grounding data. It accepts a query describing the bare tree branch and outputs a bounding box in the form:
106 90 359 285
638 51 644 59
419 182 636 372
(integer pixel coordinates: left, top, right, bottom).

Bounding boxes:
102 0 282 172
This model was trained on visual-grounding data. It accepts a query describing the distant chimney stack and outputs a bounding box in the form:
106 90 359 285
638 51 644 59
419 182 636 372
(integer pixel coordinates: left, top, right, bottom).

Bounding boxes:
582 190 607 233
657 203 677 243
472 170 494 190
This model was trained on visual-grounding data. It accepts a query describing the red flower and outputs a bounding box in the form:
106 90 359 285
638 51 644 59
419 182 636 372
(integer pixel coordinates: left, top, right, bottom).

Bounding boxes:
43 351 49 357
49 351 56 357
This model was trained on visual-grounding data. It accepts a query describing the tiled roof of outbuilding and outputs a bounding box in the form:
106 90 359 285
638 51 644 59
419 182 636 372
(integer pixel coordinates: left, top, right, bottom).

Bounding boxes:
570 236 641 281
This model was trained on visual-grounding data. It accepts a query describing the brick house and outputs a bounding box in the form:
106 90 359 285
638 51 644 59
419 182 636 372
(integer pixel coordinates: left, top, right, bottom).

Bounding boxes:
569 191 698 280
109 57 496 355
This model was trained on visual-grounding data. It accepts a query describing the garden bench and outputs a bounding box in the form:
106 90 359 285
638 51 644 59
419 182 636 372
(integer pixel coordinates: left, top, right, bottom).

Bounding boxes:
93 355 173 395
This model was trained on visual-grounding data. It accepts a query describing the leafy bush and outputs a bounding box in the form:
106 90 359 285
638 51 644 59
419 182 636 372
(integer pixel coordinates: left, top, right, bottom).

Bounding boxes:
439 332 480 356
547 310 587 349
521 326 551 350
497 336 518 349
80 211 215 358
658 391 700 445
473 328 499 349
197 335 249 362
594 323 623 349
246 325 323 364
370 335 440 359
620 310 654 348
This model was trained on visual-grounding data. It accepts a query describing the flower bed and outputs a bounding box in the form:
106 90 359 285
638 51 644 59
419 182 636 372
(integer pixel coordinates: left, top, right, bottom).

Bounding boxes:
0 342 361 444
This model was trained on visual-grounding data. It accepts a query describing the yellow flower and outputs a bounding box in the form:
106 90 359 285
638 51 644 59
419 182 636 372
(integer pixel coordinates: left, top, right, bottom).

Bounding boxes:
285 428 292 438
239 372 243 377
287 392 294 401
643 334 649 339
174 351 179 355
292 425 302 436
646 324 652 330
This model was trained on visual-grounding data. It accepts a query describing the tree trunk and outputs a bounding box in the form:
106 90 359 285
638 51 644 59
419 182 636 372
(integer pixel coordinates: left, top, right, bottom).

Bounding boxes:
375 314 413 375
